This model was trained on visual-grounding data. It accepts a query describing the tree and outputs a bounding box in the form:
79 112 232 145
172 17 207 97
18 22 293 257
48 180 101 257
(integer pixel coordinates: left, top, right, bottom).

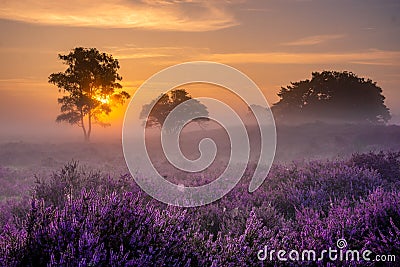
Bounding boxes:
272 71 391 124
49 47 130 141
140 89 209 133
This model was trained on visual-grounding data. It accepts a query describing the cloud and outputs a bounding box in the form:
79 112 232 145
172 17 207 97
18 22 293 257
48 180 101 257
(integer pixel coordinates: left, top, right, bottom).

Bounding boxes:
0 78 47 85
206 50 400 66
108 46 400 67
242 8 272 12
283 34 345 46
104 46 181 60
102 45 211 62
0 0 237 31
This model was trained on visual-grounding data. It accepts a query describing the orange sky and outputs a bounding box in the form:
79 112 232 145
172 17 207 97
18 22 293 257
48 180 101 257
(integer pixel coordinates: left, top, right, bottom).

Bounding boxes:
0 0 399 142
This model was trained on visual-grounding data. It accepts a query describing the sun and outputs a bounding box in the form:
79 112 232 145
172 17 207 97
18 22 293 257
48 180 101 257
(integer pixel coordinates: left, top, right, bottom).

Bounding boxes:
96 95 110 104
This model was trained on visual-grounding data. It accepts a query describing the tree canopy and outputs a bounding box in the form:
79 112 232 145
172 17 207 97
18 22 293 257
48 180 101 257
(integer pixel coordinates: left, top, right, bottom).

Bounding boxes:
49 47 130 141
140 89 209 133
272 71 391 124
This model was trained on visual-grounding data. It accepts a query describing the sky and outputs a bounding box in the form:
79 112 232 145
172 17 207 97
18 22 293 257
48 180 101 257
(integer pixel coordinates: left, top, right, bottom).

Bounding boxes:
0 0 399 142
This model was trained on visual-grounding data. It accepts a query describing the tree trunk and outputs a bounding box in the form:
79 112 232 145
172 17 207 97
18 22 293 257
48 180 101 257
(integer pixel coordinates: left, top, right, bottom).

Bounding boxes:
84 132 89 142
86 87 92 142
81 112 89 142
87 110 92 142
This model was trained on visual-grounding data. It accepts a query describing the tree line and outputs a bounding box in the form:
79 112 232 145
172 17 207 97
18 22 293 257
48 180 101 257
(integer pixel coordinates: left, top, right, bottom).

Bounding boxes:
49 47 391 141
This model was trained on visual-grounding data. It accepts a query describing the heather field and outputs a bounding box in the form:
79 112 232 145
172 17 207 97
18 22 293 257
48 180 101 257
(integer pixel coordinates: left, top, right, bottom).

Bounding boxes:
0 124 399 266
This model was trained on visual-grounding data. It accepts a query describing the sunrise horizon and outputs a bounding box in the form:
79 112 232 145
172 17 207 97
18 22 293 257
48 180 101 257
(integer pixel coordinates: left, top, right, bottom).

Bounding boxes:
1 0 400 142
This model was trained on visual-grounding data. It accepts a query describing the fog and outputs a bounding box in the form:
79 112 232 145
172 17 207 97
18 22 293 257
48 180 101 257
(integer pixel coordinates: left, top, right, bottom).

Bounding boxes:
2 121 400 172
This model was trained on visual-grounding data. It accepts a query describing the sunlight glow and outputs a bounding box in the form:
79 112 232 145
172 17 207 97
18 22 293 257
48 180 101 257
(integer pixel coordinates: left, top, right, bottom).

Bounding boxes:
96 95 110 105
0 0 237 31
